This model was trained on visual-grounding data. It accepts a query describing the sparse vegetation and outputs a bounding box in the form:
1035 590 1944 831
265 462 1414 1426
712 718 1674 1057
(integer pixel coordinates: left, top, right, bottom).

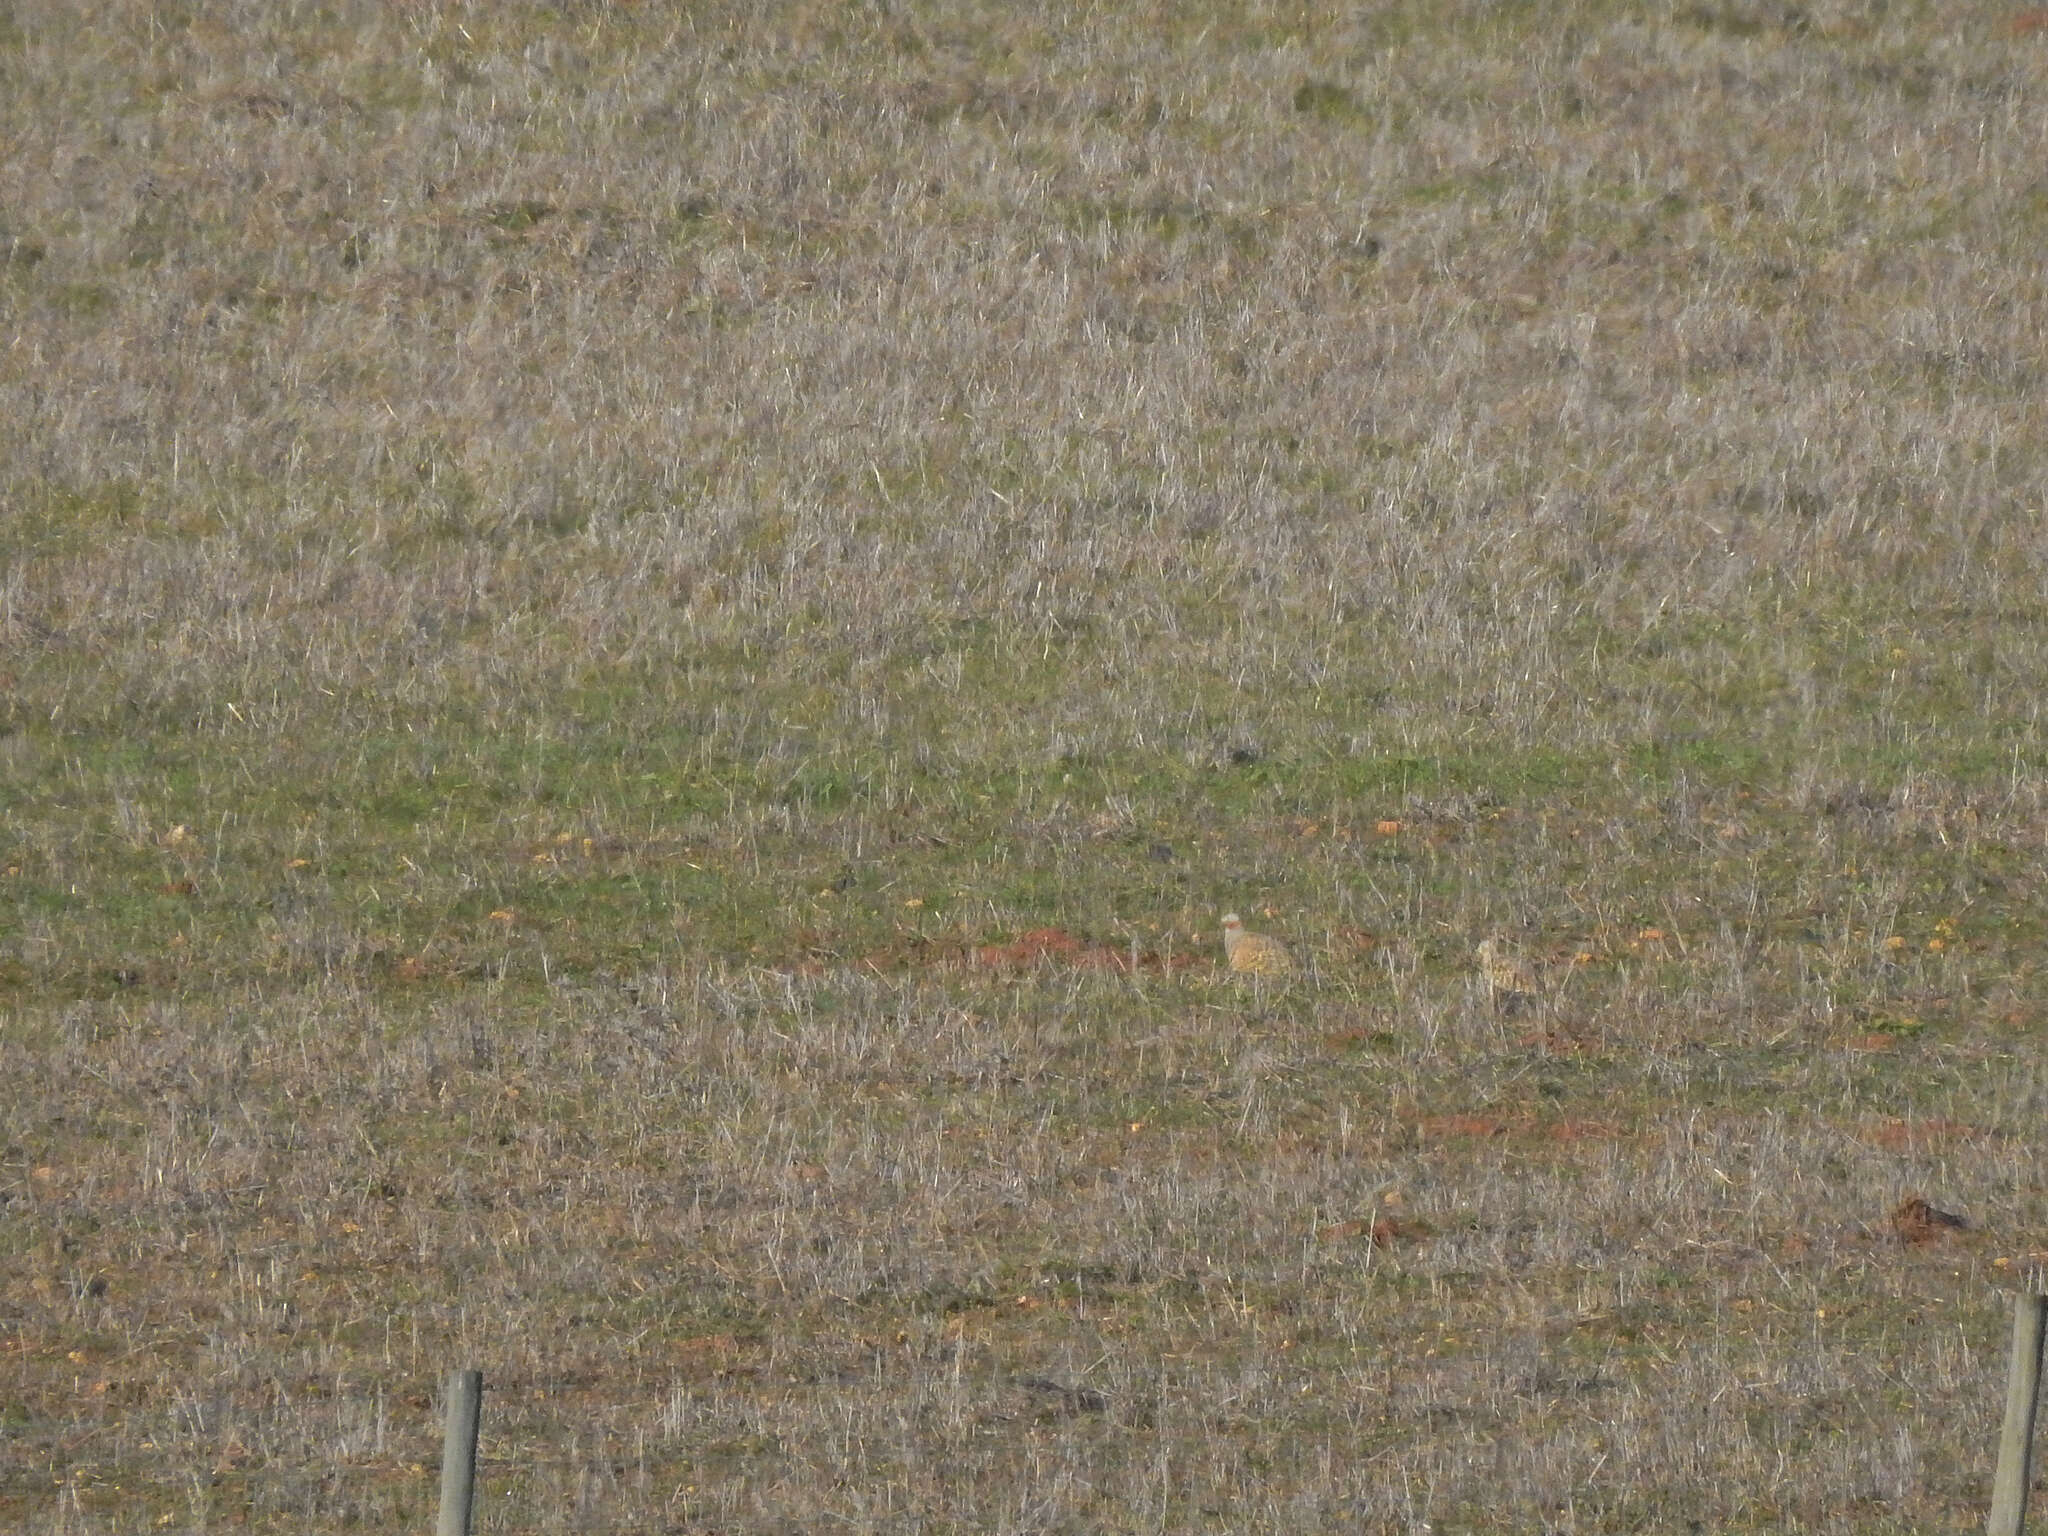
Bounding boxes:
6 1 2048 1530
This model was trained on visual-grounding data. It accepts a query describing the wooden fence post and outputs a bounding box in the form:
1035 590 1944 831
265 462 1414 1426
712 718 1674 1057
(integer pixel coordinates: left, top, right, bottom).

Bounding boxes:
1989 1277 2048 1536
437 1369 483 1536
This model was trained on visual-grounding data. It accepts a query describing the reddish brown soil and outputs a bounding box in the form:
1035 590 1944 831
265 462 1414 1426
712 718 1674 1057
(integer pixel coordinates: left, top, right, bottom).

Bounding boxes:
967 927 1202 974
1891 1196 1970 1246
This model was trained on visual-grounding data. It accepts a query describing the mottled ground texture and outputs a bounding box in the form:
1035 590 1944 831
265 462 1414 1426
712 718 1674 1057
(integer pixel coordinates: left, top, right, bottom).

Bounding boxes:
7 2 2048 1530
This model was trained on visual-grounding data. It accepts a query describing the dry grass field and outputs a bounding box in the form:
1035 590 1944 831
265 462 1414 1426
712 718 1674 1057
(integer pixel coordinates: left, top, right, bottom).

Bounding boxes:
8 0 2048 1529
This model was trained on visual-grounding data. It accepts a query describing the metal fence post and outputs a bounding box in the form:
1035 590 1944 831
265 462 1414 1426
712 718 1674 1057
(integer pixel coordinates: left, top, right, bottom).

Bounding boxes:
437 1369 483 1536
1990 1279 2048 1536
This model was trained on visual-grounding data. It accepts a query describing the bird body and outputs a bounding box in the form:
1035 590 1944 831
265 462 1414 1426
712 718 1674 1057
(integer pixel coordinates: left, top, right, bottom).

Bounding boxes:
1476 937 1539 1006
1222 913 1294 976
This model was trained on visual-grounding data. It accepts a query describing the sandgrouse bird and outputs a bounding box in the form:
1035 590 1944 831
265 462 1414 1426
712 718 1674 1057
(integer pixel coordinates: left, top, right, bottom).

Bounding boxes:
1475 936 1540 1009
1221 913 1294 976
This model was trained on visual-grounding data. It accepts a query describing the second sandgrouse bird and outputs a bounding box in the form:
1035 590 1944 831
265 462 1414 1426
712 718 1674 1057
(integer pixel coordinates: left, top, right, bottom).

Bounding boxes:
1475 936 1540 1009
1222 913 1294 976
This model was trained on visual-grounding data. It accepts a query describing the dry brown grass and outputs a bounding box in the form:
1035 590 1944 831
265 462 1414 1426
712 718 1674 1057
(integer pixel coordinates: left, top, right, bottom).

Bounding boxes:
6 1 2048 1530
